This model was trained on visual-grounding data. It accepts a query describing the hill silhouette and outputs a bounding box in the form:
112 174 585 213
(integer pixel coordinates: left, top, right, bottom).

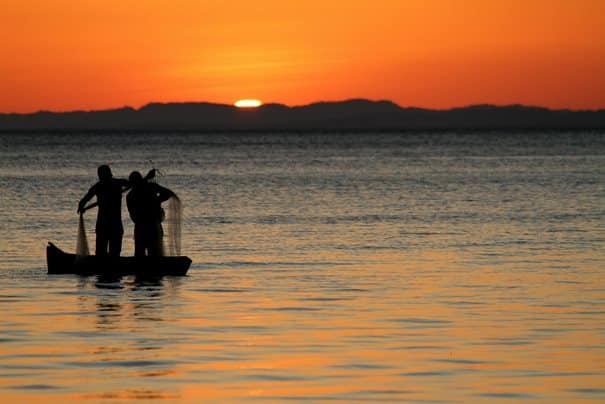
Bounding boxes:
1 99 604 130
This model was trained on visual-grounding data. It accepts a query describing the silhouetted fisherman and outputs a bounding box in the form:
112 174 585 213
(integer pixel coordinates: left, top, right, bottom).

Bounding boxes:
127 171 175 257
78 165 130 256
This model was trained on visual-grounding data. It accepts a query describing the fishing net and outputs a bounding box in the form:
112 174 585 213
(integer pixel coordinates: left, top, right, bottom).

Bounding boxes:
76 213 90 256
162 195 182 256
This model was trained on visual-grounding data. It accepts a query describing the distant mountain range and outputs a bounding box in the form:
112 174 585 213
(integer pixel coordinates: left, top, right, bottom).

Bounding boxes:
1 99 604 131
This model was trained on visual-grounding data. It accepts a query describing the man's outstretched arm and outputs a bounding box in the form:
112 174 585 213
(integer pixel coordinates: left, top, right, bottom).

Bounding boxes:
156 184 176 203
78 185 97 213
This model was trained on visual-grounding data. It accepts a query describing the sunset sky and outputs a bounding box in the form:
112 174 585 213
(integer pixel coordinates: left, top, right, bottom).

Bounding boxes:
2 0 604 113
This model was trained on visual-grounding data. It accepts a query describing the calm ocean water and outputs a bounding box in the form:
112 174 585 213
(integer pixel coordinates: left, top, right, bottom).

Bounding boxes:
1 131 604 402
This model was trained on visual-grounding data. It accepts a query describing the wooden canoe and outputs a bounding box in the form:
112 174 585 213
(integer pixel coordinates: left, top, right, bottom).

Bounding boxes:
46 242 191 276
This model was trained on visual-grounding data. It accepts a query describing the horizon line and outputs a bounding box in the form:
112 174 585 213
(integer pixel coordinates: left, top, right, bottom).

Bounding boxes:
2 98 605 115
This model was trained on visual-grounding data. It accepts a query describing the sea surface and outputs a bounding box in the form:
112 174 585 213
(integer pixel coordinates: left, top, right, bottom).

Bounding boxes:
1 131 604 403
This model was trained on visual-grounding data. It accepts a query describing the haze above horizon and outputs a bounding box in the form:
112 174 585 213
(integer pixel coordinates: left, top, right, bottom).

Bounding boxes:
2 0 605 113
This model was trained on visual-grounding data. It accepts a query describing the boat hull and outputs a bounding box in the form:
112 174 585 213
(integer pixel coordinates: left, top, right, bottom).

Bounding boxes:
47 242 191 276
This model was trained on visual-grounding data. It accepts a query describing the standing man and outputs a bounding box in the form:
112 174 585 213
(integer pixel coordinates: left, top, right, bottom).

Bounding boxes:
126 171 175 257
78 165 130 256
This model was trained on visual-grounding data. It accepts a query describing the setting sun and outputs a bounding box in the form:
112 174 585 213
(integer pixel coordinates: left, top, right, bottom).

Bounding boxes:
235 99 262 108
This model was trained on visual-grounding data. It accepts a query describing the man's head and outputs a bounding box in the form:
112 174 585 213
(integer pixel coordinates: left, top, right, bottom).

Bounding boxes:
129 171 143 187
97 165 112 181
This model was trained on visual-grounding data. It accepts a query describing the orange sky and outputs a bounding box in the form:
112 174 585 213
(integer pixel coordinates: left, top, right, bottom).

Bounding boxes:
1 0 604 113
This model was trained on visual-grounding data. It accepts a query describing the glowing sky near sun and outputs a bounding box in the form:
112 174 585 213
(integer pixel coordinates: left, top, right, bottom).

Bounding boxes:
1 0 604 113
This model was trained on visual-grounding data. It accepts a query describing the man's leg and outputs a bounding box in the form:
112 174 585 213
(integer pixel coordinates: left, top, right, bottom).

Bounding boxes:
108 229 123 257
148 223 164 256
134 225 146 257
95 231 109 256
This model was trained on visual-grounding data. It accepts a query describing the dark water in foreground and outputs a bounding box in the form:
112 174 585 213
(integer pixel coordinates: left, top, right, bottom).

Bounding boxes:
1 132 605 402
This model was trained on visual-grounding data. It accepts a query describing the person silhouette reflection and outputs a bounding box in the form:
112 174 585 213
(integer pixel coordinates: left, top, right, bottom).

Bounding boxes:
126 171 175 257
78 165 130 257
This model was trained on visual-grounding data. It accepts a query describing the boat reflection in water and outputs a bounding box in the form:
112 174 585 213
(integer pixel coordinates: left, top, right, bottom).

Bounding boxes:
70 272 185 401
